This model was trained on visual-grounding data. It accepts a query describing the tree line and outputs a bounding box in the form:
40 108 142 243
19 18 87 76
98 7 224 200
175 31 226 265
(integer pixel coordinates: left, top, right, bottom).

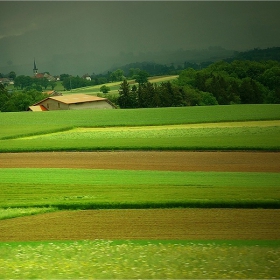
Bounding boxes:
62 69 150 91
176 60 280 105
13 75 57 91
116 80 217 109
115 59 280 109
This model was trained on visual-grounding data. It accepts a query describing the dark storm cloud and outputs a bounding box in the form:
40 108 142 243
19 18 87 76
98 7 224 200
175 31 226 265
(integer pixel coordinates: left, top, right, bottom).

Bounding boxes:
0 1 279 75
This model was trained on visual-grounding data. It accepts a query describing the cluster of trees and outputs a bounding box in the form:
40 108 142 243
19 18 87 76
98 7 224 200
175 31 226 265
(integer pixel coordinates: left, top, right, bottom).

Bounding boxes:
117 59 280 109
62 69 150 91
62 70 125 90
0 71 16 80
62 76 90 91
14 75 56 91
117 80 217 109
227 47 280 63
104 47 280 79
0 84 47 112
176 60 280 104
113 62 184 77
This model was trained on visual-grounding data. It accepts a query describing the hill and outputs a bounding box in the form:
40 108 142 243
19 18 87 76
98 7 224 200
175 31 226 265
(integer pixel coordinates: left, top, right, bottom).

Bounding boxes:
228 47 280 62
103 47 280 76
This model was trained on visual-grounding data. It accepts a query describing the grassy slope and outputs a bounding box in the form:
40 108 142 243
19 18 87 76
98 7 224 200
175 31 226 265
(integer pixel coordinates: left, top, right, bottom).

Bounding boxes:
1 104 280 152
0 168 279 209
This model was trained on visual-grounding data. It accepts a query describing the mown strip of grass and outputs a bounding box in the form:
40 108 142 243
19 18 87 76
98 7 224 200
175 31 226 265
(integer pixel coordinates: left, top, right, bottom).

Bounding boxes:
0 240 279 279
1 169 279 210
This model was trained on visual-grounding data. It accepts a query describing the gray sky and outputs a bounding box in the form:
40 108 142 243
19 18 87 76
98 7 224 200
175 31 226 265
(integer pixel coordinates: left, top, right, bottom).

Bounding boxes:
0 1 279 75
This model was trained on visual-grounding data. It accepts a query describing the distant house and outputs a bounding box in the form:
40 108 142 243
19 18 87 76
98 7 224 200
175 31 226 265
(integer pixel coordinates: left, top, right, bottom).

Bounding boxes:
28 94 116 111
82 74 91 81
33 59 57 81
34 73 44 79
0 78 12 85
34 73 56 81
44 73 56 82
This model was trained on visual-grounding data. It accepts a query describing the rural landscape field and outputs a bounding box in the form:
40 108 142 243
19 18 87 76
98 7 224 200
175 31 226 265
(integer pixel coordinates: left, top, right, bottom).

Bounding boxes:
0 103 280 278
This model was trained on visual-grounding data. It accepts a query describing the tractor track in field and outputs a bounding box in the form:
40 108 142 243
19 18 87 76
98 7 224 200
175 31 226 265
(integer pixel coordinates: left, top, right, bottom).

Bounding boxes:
0 151 279 172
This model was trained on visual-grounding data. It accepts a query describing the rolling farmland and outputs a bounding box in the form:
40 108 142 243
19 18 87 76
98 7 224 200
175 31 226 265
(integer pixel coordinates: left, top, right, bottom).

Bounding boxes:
0 104 279 279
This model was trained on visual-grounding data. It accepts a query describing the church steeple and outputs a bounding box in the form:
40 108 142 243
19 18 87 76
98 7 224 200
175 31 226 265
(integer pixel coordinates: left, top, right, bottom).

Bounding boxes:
33 59 38 76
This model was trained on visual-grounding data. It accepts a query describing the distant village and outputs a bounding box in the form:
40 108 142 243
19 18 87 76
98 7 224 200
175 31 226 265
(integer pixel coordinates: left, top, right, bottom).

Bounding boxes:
0 59 92 87
0 59 115 112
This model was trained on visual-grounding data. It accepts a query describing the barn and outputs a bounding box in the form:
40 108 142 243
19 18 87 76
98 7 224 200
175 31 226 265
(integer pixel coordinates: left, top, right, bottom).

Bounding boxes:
28 94 116 111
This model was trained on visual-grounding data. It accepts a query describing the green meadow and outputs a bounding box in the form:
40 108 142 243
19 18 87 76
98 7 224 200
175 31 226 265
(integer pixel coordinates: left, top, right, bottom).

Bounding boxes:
0 168 279 210
1 240 279 279
0 104 280 152
9 120 278 151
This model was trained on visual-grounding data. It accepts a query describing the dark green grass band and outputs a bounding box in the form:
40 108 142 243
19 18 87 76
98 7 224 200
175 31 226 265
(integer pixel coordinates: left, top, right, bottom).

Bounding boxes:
3 200 280 210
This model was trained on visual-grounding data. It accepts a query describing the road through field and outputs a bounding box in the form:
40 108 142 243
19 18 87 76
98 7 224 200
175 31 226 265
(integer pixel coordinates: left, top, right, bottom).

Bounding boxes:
0 151 279 172
1 209 279 241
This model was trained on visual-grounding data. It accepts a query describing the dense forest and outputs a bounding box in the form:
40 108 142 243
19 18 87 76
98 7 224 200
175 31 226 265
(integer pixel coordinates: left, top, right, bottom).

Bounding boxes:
176 59 280 105
116 59 280 108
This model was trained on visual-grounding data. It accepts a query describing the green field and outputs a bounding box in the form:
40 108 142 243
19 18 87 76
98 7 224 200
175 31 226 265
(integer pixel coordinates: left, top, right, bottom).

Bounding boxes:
0 104 280 152
7 120 277 151
1 104 279 279
1 240 279 279
0 168 279 210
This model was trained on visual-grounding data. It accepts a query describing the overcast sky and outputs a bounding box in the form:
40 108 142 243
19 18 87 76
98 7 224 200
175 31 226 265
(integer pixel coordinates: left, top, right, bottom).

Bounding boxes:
0 1 279 75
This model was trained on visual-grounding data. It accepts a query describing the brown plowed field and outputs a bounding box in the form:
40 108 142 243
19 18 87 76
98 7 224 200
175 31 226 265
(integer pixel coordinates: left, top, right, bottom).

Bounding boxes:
0 151 279 172
1 209 280 242
1 151 279 241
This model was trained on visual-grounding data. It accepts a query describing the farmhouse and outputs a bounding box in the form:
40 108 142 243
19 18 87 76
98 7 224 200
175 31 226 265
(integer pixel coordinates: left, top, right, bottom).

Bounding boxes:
28 94 116 111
